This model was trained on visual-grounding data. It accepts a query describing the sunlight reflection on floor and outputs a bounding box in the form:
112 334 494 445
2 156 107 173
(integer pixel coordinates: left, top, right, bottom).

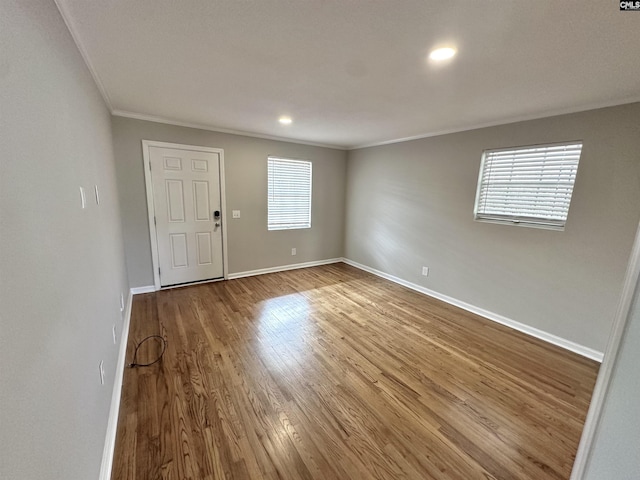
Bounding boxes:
255 293 314 371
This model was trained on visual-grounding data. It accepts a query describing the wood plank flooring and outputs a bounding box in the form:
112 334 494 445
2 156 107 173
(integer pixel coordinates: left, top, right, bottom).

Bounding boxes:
112 263 599 480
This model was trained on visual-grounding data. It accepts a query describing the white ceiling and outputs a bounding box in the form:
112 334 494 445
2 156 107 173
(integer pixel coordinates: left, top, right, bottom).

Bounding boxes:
55 0 640 149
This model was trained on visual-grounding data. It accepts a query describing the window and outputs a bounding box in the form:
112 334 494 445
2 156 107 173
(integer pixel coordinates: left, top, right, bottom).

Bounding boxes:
267 156 312 230
474 142 582 230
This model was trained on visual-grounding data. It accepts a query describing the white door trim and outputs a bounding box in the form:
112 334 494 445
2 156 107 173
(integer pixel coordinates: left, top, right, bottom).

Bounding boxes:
570 221 640 479
142 140 229 290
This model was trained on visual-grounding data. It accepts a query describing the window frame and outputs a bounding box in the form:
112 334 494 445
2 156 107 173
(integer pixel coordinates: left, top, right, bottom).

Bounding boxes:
267 156 313 231
473 141 583 231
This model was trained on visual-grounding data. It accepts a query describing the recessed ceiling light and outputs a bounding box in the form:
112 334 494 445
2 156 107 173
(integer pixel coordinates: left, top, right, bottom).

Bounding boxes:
279 116 292 125
429 47 457 61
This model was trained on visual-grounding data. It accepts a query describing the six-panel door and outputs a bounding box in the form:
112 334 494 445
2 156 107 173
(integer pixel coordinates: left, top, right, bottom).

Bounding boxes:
149 146 223 286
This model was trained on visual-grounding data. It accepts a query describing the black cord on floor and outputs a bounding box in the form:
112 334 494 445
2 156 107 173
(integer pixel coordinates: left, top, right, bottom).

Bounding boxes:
128 335 167 368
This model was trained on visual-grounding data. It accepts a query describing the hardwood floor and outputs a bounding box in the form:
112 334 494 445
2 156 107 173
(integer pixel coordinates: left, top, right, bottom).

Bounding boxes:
112 263 599 480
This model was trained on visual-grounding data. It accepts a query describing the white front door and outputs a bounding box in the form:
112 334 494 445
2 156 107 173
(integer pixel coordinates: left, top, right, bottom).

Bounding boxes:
148 145 224 287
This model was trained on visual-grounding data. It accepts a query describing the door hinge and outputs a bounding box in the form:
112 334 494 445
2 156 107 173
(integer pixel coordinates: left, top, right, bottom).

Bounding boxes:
154 216 156 226
158 267 161 276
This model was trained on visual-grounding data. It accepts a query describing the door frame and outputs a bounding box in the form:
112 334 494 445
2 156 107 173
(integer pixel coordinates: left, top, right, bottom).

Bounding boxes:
142 140 229 290
570 220 640 478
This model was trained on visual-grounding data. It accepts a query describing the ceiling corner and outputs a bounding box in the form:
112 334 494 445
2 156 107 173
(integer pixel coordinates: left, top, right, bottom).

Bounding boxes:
54 0 114 112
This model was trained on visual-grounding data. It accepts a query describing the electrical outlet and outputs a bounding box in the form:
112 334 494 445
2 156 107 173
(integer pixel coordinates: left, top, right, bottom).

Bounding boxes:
79 186 86 209
94 185 100 205
291 247 297 256
99 361 105 385
422 266 429 276
232 210 241 218
112 324 117 344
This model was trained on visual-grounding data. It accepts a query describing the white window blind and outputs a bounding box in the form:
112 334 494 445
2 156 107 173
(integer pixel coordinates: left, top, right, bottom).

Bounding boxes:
268 156 312 230
474 142 582 230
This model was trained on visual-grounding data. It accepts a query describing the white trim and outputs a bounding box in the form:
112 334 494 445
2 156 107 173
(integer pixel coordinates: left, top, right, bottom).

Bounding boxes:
131 285 156 295
53 0 113 110
142 141 161 290
570 222 640 479
351 96 640 150
219 151 230 280
142 140 229 290
342 258 604 362
113 111 346 150
228 258 342 280
49 7 640 155
98 289 133 480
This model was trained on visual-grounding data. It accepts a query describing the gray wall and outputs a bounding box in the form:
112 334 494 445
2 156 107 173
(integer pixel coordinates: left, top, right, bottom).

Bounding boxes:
582 259 640 479
0 1 129 479
111 116 347 287
345 104 640 352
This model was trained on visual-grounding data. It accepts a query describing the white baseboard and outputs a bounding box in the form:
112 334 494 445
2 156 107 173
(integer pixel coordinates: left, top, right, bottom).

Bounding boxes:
228 258 343 280
342 258 604 362
131 285 155 294
132 258 343 290
99 289 134 480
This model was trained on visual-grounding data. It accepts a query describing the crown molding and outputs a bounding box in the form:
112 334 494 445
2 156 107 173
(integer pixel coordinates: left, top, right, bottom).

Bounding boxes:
50 2 640 154
54 0 113 111
350 96 640 150
112 110 347 150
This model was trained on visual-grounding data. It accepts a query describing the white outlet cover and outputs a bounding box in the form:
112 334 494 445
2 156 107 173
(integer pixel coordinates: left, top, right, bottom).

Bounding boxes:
422 266 429 276
232 210 241 218
291 248 297 255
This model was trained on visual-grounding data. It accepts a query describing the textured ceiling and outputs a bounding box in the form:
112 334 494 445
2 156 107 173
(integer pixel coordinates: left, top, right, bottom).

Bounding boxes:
55 0 640 149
